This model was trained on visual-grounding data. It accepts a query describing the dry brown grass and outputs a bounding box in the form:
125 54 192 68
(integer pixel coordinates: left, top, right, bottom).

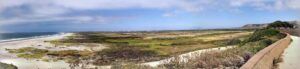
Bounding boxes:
196 32 252 42
99 29 286 69
160 47 251 69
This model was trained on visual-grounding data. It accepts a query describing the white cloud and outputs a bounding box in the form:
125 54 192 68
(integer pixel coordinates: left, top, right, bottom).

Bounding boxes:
0 16 118 25
228 0 300 11
0 0 217 26
1 0 300 14
1 0 300 26
0 0 212 15
286 0 300 10
163 13 176 17
53 0 208 12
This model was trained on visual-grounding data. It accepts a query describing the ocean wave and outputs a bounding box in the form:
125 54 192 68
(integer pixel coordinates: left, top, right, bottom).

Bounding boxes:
0 33 66 43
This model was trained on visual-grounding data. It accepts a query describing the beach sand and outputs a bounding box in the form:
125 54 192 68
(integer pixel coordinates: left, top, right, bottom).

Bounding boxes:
0 33 104 69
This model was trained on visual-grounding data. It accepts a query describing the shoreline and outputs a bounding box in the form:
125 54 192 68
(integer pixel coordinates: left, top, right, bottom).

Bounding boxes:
0 33 75 69
0 33 72 43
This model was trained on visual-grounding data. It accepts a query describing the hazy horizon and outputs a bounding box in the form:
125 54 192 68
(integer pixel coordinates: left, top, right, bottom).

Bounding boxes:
0 0 300 32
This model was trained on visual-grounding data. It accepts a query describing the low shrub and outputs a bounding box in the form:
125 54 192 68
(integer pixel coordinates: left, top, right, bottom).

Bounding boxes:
94 46 159 65
159 48 249 69
242 29 283 45
47 50 93 57
259 39 274 46
226 39 242 45
0 62 17 69
7 47 49 59
267 21 294 29
111 63 155 69
17 53 45 59
7 47 48 54
47 50 81 57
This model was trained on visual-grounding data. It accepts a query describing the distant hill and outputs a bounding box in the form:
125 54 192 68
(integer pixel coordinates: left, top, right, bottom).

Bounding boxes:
241 24 268 29
289 21 299 27
241 21 299 29
290 21 300 36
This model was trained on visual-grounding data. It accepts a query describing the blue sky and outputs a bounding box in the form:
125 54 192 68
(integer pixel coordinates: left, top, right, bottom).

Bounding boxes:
0 0 299 32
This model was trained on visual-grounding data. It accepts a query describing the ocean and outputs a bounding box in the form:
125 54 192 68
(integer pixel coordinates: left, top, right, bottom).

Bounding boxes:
0 32 59 42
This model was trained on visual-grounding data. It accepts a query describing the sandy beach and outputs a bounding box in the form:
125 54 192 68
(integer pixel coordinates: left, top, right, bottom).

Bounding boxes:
0 33 90 69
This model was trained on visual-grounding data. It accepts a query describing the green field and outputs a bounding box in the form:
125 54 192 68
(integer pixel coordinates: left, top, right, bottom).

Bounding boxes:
51 30 253 65
8 30 256 66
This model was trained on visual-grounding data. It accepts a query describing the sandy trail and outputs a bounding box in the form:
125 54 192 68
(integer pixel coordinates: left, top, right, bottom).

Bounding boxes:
278 36 300 69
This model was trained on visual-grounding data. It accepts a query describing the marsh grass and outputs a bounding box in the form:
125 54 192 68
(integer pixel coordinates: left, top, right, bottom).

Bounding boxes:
6 47 93 63
6 30 254 67
7 47 48 59
46 31 253 65
110 29 285 69
93 46 161 65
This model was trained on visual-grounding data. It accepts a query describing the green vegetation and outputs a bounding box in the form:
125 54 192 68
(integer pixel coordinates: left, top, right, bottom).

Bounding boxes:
47 30 252 65
4 23 293 68
0 62 17 69
111 28 286 69
6 47 93 62
243 29 285 44
7 47 48 59
159 28 286 68
94 46 160 65
267 21 295 29
47 50 93 57
6 30 254 67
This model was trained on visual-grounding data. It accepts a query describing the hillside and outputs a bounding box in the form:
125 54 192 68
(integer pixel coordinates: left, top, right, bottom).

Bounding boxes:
242 24 268 29
242 21 299 29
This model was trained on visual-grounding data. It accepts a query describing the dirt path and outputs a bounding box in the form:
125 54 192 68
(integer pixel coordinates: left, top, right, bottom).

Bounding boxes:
278 36 300 69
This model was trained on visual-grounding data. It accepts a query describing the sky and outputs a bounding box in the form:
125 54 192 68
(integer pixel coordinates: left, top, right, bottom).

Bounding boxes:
0 0 300 32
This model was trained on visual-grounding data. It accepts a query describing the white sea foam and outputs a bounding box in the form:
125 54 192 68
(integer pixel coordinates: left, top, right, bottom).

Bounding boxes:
0 33 68 43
